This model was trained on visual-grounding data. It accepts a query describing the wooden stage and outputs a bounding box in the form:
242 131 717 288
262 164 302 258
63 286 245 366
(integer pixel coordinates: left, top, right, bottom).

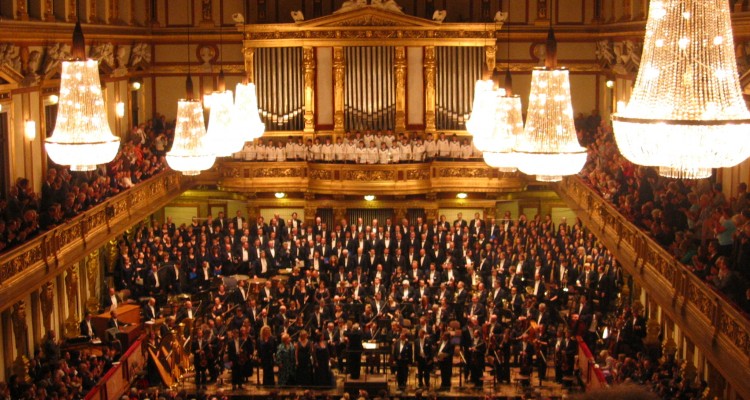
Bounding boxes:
169 366 574 399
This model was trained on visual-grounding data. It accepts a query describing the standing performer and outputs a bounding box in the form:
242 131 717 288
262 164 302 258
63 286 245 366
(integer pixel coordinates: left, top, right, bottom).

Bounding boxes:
437 332 454 390
314 335 333 387
393 331 413 390
276 333 296 386
414 329 433 388
295 330 314 385
258 326 276 386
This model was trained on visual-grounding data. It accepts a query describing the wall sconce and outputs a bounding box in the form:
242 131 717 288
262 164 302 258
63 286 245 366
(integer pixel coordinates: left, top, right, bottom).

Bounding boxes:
130 79 142 90
48 94 59 105
275 192 286 199
605 80 615 89
115 102 125 118
25 120 36 141
364 195 375 201
456 192 468 199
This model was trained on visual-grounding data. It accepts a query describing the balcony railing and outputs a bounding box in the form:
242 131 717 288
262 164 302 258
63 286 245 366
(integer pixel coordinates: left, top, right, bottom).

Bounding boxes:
556 176 750 399
0 171 191 311
206 160 528 195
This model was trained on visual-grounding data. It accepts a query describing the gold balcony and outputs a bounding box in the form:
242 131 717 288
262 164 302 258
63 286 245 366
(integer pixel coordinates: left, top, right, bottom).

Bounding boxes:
555 176 750 399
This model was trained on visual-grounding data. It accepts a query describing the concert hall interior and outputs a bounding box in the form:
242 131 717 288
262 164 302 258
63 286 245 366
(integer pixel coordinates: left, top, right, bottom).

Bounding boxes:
2 0 750 399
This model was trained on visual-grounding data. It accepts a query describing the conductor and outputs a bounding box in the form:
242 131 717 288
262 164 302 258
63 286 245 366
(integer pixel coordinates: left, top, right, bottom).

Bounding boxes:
344 323 364 379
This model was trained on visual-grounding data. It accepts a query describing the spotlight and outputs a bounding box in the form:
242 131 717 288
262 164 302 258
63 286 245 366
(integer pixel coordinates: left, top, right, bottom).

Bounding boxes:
275 192 286 199
605 80 614 89
456 192 468 199
48 94 59 105
25 120 36 141
364 195 375 201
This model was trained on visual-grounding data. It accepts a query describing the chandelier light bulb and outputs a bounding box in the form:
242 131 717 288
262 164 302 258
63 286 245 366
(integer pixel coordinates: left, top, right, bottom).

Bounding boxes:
25 120 36 141
45 22 120 172
612 0 750 179
206 89 245 156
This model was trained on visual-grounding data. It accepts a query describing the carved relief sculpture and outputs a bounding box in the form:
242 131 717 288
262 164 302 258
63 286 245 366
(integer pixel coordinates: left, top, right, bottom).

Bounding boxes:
130 43 152 68
44 0 55 21
43 43 71 76
16 0 29 20
537 0 548 20
40 282 54 336
201 0 213 25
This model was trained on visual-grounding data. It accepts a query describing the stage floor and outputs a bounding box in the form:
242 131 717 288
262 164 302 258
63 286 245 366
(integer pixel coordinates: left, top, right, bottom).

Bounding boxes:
171 365 573 399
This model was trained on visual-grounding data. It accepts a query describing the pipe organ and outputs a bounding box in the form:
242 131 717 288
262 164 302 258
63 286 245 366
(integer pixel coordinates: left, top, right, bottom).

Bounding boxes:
254 47 305 131
435 47 483 131
345 47 396 131
240 4 498 135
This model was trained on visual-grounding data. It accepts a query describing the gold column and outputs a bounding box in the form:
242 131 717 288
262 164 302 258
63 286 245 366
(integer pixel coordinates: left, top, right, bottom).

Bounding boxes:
424 45 436 133
304 205 317 227
303 46 316 134
243 46 255 83
333 47 346 134
64 265 80 339
394 46 407 132
485 45 496 73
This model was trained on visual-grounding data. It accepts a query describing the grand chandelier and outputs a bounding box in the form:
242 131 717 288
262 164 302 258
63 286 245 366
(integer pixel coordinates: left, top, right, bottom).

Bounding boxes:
166 21 215 176
612 0 750 179
206 71 245 157
482 69 523 173
514 29 586 182
466 78 495 138
233 81 266 141
45 22 120 171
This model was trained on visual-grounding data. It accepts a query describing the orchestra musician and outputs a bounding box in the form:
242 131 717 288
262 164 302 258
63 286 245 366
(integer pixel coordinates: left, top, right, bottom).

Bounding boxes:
436 332 454 390
393 331 413 390
414 329 433 388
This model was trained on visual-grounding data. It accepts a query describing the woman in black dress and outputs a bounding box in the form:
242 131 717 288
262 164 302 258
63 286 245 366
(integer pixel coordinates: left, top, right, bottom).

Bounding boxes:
295 330 313 385
257 326 276 386
313 336 332 387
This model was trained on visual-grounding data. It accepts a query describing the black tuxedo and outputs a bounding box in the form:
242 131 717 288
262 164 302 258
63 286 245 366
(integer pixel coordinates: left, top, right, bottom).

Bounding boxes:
80 319 96 339
393 340 413 388
414 337 434 386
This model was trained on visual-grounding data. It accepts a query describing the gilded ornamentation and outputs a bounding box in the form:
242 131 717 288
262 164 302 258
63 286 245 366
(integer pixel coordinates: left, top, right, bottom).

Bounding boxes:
405 168 429 180
39 282 54 335
254 167 304 178
220 167 241 178
436 167 491 178
342 169 395 181
309 168 333 180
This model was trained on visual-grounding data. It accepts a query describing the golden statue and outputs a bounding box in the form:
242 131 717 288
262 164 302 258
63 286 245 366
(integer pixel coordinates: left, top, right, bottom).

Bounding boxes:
86 249 101 313
11 301 29 381
39 282 55 336
64 265 81 338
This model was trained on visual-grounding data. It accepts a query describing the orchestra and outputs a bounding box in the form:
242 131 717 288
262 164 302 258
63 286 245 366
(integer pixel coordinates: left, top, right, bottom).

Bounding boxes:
114 211 621 392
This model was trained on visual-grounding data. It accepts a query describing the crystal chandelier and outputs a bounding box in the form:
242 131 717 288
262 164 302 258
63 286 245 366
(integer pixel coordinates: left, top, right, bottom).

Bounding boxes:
466 78 496 138
234 81 266 141
483 82 523 172
166 21 215 176
612 0 750 179
514 28 586 182
45 22 120 171
206 71 245 157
